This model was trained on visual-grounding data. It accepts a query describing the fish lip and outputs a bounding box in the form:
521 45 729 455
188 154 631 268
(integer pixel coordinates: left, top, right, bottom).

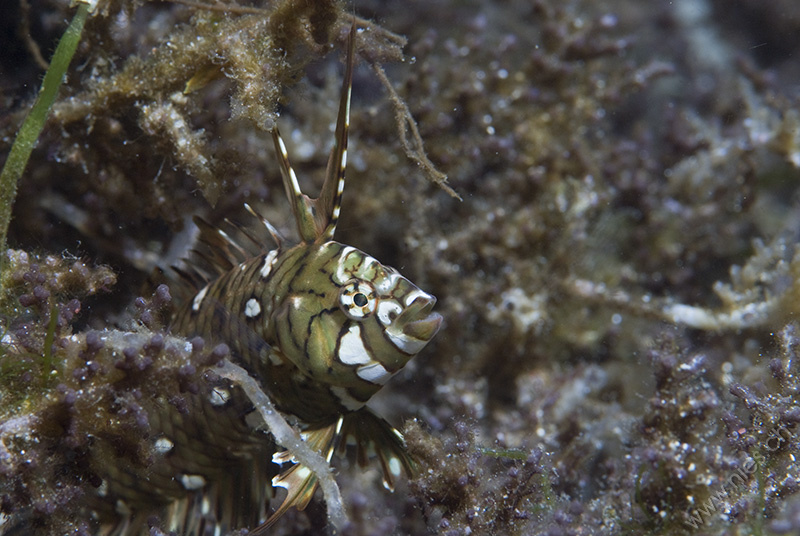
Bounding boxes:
396 295 442 341
398 295 436 322
402 311 443 341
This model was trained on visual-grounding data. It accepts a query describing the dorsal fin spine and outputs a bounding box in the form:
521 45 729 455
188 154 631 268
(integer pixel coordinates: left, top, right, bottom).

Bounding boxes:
244 202 285 249
271 130 318 242
271 20 357 244
317 20 356 242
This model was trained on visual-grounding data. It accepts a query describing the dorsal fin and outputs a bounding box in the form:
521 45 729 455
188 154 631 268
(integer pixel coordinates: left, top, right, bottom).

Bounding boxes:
271 20 356 244
244 202 285 249
170 205 283 295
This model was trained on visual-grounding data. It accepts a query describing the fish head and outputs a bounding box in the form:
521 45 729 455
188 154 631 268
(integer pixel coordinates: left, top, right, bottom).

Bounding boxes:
272 242 442 409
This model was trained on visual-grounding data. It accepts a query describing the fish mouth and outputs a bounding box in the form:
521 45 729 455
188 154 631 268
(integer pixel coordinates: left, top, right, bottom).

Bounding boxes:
396 295 442 343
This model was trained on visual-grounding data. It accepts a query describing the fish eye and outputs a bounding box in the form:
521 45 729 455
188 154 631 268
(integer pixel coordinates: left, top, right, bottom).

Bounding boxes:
339 280 377 320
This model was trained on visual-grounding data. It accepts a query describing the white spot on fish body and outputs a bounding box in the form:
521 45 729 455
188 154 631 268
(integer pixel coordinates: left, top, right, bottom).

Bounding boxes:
192 285 209 312
260 250 279 279
296 466 312 481
180 474 207 490
330 386 365 410
209 388 230 406
389 457 402 477
153 437 174 454
273 466 312 489
245 298 261 318
268 349 284 366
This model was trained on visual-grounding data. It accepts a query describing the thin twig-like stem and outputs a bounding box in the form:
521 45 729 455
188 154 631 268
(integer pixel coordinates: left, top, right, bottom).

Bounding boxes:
19 0 49 70
373 62 461 200
216 360 348 531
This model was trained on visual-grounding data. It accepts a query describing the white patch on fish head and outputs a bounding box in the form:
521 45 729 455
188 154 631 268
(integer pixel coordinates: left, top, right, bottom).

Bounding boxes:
337 324 371 365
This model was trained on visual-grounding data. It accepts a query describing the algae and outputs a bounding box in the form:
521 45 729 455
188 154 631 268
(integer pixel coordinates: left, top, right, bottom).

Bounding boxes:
0 1 90 259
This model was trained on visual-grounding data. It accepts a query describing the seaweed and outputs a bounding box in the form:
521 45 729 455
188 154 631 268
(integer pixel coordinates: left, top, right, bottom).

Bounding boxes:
0 1 90 259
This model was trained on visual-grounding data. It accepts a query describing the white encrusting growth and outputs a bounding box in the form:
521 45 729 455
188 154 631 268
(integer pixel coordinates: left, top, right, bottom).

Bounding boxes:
337 325 371 365
192 285 209 312
356 361 392 384
244 298 262 318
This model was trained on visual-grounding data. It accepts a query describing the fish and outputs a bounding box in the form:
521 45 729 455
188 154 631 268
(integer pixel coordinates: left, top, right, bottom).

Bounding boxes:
93 22 442 535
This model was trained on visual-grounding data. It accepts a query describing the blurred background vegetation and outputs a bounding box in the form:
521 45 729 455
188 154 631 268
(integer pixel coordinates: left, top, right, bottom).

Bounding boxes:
2 0 800 534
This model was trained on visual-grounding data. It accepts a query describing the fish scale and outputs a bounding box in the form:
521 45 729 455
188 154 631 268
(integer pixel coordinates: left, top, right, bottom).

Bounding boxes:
92 22 442 534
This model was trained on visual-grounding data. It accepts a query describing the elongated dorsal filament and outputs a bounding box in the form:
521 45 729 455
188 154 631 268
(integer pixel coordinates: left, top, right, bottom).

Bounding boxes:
270 21 355 244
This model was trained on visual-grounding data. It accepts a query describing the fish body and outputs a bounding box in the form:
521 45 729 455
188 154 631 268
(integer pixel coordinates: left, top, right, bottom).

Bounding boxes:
92 23 441 534
173 241 439 425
